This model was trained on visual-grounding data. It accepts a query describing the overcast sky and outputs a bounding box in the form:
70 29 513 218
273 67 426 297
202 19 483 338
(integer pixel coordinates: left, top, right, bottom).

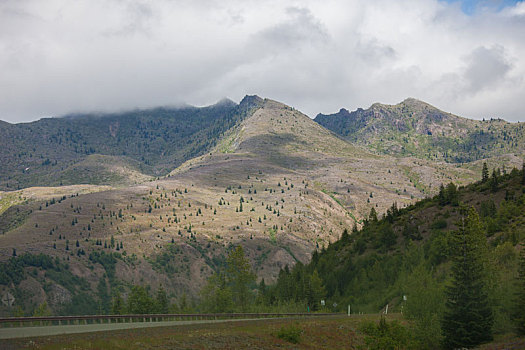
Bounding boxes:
1 0 524 123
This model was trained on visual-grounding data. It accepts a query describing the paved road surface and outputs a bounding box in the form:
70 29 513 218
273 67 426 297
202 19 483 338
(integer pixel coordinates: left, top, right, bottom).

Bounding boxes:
0 317 274 340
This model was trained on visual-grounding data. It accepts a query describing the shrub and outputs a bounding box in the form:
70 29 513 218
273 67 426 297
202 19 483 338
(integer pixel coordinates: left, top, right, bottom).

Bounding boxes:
277 324 302 344
359 317 414 350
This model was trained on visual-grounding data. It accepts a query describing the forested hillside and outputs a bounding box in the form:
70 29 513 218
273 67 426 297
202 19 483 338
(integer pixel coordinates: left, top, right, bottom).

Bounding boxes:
0 96 262 190
261 164 525 347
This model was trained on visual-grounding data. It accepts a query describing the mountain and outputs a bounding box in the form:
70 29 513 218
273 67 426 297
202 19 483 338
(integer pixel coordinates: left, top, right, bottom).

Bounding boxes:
0 97 261 190
0 96 522 317
315 98 525 163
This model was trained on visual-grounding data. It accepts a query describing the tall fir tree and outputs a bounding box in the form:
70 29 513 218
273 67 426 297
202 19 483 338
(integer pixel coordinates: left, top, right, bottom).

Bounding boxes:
442 207 493 349
522 162 525 185
111 291 125 315
514 245 525 335
482 162 489 183
226 245 256 312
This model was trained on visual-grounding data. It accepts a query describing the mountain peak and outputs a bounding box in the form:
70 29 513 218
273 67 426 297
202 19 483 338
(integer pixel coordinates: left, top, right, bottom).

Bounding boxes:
240 94 263 106
213 98 236 108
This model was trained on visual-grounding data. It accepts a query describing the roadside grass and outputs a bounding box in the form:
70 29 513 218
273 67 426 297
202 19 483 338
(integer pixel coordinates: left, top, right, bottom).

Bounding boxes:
2 314 523 349
3 315 374 350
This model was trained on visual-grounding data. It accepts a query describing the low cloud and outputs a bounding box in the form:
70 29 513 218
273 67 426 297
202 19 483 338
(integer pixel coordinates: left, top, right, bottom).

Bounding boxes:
0 0 524 123
464 46 512 93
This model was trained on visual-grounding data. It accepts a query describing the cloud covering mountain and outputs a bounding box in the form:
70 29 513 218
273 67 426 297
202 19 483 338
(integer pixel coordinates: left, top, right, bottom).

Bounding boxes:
1 0 524 122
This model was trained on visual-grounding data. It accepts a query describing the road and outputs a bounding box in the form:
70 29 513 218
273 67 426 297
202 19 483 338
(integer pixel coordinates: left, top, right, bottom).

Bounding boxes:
0 317 289 340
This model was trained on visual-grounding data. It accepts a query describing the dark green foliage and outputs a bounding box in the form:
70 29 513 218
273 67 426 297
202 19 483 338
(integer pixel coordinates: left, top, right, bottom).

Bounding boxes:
490 168 501 192
60 292 98 316
522 162 525 185
111 292 125 315
127 285 155 314
482 162 489 182
88 251 118 283
438 183 460 206
0 253 55 285
442 208 493 349
514 246 525 335
226 246 256 312
97 277 111 314
155 287 169 314
200 272 234 313
359 317 414 350
276 324 302 344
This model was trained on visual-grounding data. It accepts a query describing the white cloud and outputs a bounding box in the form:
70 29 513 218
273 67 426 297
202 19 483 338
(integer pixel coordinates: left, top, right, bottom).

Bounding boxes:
0 0 524 122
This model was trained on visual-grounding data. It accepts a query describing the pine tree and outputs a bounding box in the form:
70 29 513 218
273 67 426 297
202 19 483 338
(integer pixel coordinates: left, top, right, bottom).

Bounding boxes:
155 287 169 314
341 228 350 242
522 162 525 185
226 246 256 312
442 207 493 349
111 292 125 315
482 162 489 183
514 245 525 335
438 184 446 206
369 207 378 223
307 270 326 311
490 168 499 192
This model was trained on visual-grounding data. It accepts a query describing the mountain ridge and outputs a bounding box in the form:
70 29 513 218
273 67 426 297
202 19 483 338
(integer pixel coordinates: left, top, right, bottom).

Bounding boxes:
315 98 525 163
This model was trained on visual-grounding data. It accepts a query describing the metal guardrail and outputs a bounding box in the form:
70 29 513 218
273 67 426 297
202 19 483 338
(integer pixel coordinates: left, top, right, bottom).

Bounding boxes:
0 312 338 327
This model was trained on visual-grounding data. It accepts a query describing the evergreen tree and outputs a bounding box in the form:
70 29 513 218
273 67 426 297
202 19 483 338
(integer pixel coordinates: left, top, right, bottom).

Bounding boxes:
155 287 169 314
111 291 125 315
127 285 154 314
490 168 500 192
33 302 51 316
482 162 489 183
522 162 525 185
97 277 111 314
514 245 525 335
341 228 350 242
307 270 326 311
438 184 446 206
226 246 256 312
445 182 459 206
442 207 493 349
200 272 233 313
369 207 378 223
256 278 268 304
